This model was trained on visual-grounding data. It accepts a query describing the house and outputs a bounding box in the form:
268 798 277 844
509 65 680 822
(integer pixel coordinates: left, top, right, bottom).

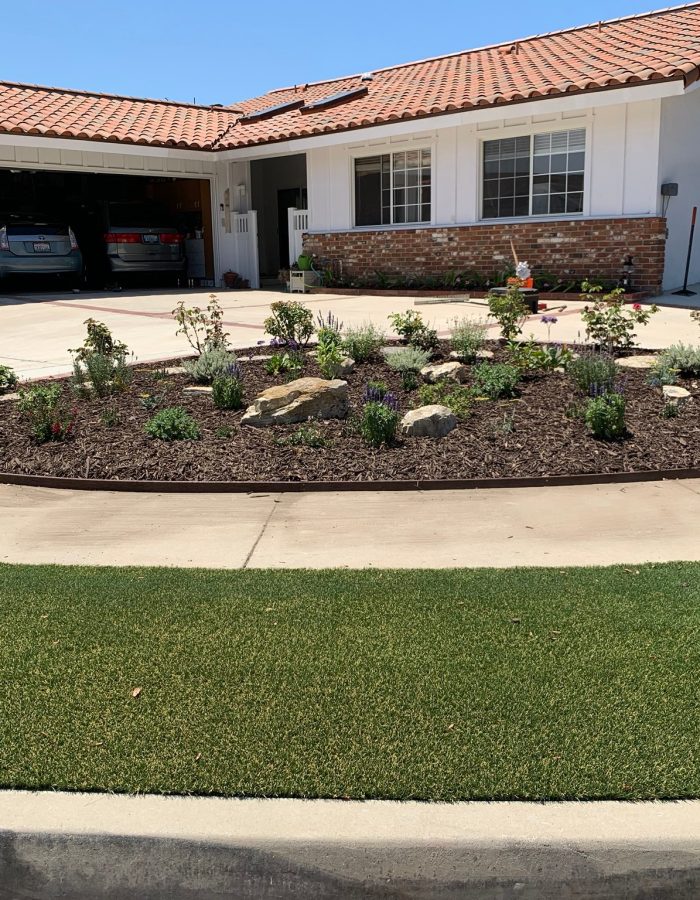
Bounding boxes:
2 4 700 293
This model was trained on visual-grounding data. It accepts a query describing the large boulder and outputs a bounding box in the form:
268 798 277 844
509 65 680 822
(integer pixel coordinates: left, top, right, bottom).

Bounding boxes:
420 361 468 384
241 377 348 426
400 405 457 438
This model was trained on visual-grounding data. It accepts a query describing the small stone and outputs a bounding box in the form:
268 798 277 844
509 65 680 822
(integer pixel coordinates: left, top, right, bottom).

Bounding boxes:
242 377 348 426
183 385 213 394
400 405 457 438
663 385 691 405
0 392 19 402
336 357 355 376
616 354 658 369
449 349 494 361
164 366 187 375
421 361 468 384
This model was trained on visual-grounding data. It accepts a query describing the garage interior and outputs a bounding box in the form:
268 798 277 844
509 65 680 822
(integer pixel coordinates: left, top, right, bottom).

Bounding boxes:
0 168 214 289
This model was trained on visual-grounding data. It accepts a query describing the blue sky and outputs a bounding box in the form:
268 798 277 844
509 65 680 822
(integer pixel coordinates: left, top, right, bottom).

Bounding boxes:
3 0 659 105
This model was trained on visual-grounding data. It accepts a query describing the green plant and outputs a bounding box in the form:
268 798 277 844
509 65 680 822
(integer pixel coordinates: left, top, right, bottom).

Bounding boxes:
580 283 658 352
647 362 679 388
342 322 386 363
450 317 488 361
173 294 229 355
315 317 345 379
566 353 617 395
472 363 520 400
70 319 132 398
215 425 234 439
360 400 400 447
487 285 529 340
277 424 328 448
17 384 77 443
212 372 244 410
662 402 680 419
384 347 431 391
506 338 573 373
0 364 18 394
363 380 388 401
264 300 314 347
495 412 516 435
584 392 626 441
70 318 128 361
184 349 238 385
100 406 121 428
144 407 200 441
265 351 303 378
656 343 700 377
139 392 163 411
417 382 472 419
388 310 438 353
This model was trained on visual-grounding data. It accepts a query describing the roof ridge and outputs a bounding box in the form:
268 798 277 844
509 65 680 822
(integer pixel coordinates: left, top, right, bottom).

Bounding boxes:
259 2 700 97
0 79 239 113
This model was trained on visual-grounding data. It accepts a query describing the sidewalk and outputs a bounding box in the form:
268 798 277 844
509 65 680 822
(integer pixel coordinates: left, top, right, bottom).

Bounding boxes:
1 790 698 898
2 478 699 569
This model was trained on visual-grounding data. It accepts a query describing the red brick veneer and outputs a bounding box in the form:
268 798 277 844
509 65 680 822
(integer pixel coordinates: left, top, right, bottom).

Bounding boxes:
303 217 667 293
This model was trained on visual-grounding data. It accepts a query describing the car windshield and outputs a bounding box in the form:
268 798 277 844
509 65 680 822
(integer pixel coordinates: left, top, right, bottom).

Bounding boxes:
5 223 69 235
108 203 171 228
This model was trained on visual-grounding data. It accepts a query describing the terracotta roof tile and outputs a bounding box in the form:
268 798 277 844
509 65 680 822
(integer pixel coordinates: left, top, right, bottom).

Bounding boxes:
2 4 700 151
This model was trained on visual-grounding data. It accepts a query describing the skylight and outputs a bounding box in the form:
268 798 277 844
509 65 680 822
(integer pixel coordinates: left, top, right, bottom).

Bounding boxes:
240 99 304 122
301 86 368 112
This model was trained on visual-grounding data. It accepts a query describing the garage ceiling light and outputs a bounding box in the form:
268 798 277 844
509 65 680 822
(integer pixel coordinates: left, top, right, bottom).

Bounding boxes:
301 86 368 112
239 99 305 122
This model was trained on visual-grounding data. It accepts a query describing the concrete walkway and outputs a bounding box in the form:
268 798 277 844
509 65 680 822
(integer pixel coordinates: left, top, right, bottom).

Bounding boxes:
1 790 698 897
2 478 700 569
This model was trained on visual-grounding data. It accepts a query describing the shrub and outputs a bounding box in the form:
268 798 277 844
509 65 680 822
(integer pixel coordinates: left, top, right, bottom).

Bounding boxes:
264 300 314 347
342 322 386 362
70 319 131 398
647 362 678 387
506 338 574 373
656 343 700 377
472 363 520 400
384 347 431 390
173 294 229 354
362 380 388 403
580 282 658 352
144 407 200 441
487 286 529 340
315 320 345 379
212 370 244 410
0 364 18 394
662 402 680 419
584 392 626 441
184 349 238 384
388 310 438 353
100 406 121 428
450 317 488 361
17 384 77 443
277 424 328 448
417 382 472 419
265 351 303 378
360 399 400 447
215 425 234 439
567 353 617 395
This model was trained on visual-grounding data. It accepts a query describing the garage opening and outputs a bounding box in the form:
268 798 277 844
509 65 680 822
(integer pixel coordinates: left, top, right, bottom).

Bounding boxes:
250 154 307 287
0 168 215 291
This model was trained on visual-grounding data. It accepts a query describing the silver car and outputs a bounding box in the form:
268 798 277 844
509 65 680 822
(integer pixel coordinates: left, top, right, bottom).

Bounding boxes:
0 221 83 284
103 202 186 278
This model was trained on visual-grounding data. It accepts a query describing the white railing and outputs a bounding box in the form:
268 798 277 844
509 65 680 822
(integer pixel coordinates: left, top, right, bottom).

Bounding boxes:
232 211 259 289
287 208 309 268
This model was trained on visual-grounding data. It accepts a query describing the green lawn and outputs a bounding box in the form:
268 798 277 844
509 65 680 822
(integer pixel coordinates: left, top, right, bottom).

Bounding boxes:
0 562 698 800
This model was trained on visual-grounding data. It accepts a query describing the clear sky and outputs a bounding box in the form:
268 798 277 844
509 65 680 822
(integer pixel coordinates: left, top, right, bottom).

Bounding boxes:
3 0 661 105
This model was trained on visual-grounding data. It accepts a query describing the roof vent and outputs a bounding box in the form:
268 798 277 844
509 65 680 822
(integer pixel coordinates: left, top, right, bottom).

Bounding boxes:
360 72 374 81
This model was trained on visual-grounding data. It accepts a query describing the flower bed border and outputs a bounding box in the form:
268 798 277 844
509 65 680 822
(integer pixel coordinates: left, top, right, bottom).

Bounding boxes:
1 466 699 494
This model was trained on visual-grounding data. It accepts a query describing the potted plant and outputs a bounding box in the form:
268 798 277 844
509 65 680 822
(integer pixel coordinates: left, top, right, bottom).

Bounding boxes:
223 270 239 289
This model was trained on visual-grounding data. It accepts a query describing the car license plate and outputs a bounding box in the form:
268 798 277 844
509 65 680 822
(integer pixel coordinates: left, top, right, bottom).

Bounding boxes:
33 242 51 253
142 234 159 244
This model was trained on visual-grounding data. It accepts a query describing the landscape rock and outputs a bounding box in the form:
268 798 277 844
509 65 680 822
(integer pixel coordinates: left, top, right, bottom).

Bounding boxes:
400 405 457 438
616 354 659 369
450 349 494 361
421 361 468 384
164 366 186 375
183 385 213 394
0 392 19 403
663 385 692 406
241 377 348 426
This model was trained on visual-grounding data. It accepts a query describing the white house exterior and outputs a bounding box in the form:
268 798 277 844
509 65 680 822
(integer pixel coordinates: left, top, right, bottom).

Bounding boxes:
2 5 700 293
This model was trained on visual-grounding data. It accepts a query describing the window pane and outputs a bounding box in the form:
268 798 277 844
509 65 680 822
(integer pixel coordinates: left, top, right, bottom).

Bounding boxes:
549 194 566 214
533 155 549 175
394 188 405 205
393 151 405 169
567 173 584 193
394 170 405 188
532 195 548 215
530 129 586 217
499 177 515 197
567 192 584 213
406 150 420 168
421 149 431 166
406 187 420 205
406 170 419 187
550 173 567 193
484 159 499 177
483 199 498 218
499 157 515 176
532 175 549 195
482 136 531 218
394 206 405 223
484 179 499 199
499 197 515 217
421 203 431 221
355 155 385 226
406 204 420 222
515 155 530 175
515 176 530 196
421 186 431 204
568 152 585 172
514 196 530 216
550 153 567 174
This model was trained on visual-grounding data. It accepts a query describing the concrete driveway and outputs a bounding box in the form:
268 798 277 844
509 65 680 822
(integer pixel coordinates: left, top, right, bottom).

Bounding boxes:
0 286 698 381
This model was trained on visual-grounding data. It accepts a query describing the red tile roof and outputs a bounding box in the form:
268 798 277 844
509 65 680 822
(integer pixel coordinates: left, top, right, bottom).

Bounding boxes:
2 4 700 152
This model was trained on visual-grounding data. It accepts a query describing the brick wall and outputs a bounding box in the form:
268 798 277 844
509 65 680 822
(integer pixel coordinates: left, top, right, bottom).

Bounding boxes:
303 217 667 293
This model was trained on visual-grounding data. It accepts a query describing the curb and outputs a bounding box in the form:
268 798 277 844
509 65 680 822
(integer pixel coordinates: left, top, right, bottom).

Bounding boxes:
1 466 700 494
0 792 699 899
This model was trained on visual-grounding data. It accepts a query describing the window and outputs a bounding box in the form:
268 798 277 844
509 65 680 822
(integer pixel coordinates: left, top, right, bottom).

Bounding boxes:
354 149 431 226
482 129 585 219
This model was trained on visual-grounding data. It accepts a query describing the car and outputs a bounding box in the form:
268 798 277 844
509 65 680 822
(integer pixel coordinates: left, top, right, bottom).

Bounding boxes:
103 201 186 280
0 220 83 285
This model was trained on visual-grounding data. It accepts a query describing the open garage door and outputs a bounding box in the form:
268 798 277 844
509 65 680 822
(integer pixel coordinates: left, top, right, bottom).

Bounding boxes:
0 169 214 291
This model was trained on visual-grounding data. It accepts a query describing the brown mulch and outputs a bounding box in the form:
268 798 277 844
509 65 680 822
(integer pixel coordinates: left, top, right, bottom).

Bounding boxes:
1 343 699 483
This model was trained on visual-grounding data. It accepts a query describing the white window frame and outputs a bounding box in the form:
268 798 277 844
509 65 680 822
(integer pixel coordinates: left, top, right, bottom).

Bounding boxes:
478 123 592 223
349 142 435 229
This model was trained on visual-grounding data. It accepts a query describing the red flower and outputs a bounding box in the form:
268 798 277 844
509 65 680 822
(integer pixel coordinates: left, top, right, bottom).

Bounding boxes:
633 303 642 311
50 422 60 435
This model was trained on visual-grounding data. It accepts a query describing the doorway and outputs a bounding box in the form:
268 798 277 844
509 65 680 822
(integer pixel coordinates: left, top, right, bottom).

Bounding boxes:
250 154 307 279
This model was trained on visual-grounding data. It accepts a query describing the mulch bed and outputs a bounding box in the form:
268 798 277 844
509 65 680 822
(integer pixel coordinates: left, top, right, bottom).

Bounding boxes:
1 342 699 483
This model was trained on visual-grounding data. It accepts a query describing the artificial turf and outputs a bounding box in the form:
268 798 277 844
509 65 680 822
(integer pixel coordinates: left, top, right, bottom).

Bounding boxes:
0 562 698 801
